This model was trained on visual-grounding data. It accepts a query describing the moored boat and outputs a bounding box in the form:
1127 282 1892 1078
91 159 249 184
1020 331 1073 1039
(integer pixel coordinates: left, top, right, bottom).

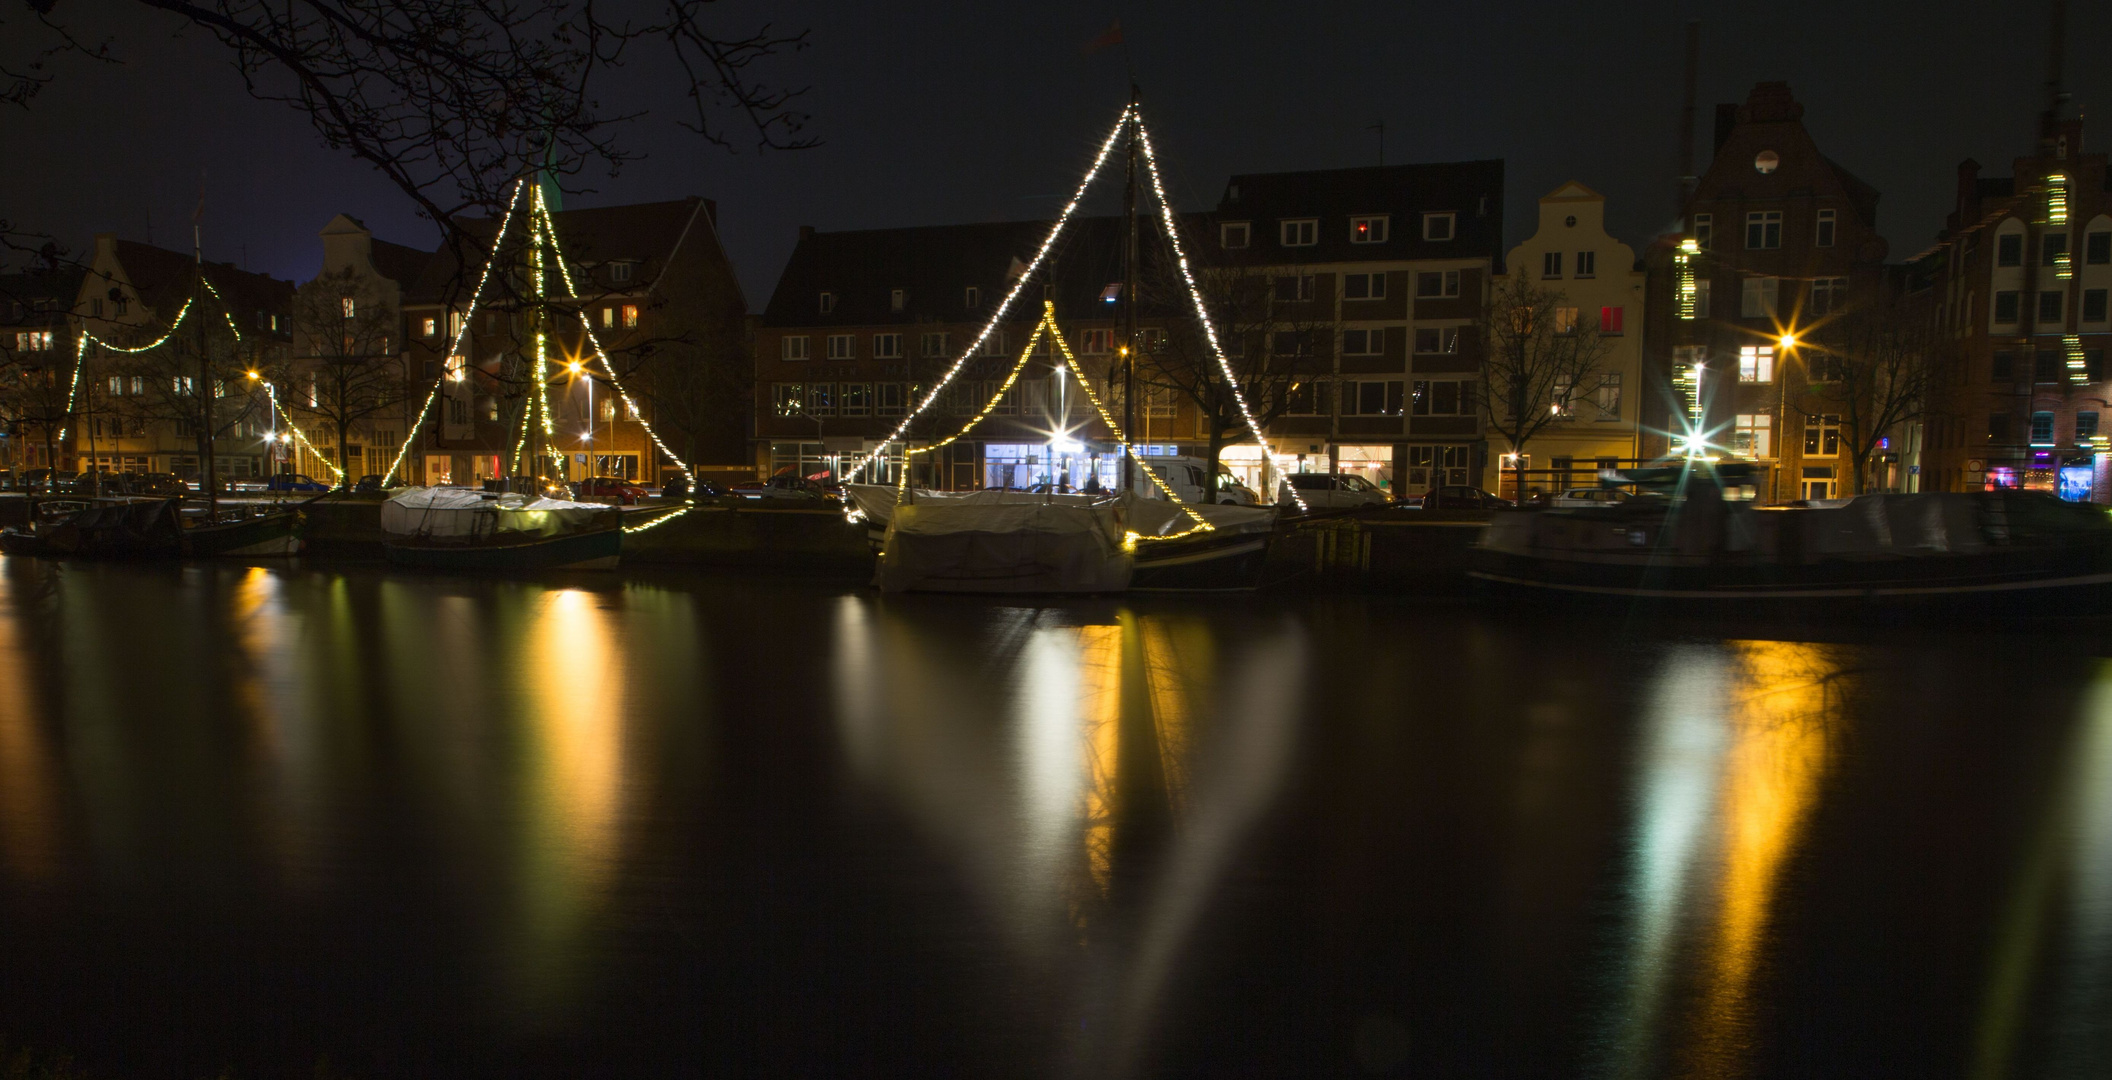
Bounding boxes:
1469 466 2112 612
0 498 183 559
380 487 622 571
182 507 306 557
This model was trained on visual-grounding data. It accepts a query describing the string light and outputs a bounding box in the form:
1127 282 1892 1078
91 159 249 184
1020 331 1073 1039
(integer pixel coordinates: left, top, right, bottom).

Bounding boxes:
622 502 693 534
1043 303 1212 544
382 178 528 485
844 106 1136 484
1134 116 1307 512
265 392 347 481
895 320 1050 495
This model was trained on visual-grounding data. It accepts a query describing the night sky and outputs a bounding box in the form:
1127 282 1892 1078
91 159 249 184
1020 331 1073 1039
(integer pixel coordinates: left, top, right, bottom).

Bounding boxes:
2 1 2105 303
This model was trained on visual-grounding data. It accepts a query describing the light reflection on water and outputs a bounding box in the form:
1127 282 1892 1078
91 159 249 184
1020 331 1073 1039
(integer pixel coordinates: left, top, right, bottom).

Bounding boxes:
0 562 2109 1077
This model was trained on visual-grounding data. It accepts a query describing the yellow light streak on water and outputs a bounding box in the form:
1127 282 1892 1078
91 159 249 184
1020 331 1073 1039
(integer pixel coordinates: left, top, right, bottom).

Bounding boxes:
0 571 58 880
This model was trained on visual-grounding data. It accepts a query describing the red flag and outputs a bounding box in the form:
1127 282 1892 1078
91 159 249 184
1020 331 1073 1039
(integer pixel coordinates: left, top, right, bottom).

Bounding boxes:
1084 20 1122 53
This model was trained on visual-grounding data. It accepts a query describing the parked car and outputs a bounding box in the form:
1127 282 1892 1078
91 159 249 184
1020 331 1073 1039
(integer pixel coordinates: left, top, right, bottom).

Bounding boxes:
734 475 833 500
17 469 80 494
574 476 651 504
1550 486 1634 508
1278 472 1392 510
257 474 331 493
353 473 407 494
1421 485 1513 510
1134 456 1261 506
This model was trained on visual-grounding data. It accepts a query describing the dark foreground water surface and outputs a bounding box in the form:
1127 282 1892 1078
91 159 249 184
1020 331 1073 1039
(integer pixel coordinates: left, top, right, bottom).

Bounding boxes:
1 560 2109 1078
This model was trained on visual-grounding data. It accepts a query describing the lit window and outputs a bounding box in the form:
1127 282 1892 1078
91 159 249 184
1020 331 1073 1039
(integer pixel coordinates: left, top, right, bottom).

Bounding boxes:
421 317 437 337
621 304 639 328
1599 305 1624 334
1421 212 1456 241
1816 209 1837 248
1221 222 1250 249
1280 219 1318 247
1350 216 1389 244
1734 413 1773 457
781 335 810 361
1553 307 1578 334
1738 345 1775 383
1081 328 1114 354
1693 279 1712 318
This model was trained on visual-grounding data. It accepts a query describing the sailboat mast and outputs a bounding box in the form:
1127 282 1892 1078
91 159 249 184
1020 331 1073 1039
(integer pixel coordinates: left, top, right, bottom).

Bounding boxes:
1122 87 1139 494
195 215 217 519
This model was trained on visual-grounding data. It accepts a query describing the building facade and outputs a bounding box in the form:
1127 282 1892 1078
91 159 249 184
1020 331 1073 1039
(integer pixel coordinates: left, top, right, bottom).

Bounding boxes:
71 234 296 481
0 262 85 471
1919 107 2112 499
1644 82 1891 501
398 195 749 487
756 160 1506 499
1491 181 1647 496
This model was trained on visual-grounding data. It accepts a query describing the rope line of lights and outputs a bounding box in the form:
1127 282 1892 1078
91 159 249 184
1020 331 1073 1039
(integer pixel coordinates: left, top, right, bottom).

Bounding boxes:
532 185 692 478
1044 303 1212 545
843 106 1136 485
622 503 693 534
1133 117 1308 513
61 297 198 438
893 320 1051 495
264 392 347 482
383 178 528 485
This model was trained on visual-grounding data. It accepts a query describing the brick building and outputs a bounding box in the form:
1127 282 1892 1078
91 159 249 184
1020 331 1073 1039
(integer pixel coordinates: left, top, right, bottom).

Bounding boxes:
1918 104 2112 498
1644 82 1891 501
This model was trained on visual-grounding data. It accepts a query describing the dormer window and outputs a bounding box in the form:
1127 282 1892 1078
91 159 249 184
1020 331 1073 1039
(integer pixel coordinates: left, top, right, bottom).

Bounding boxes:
1350 216 1389 244
819 291 836 314
610 262 634 283
890 288 906 313
1221 222 1250 249
964 286 981 309
1280 219 1318 247
1422 212 1456 241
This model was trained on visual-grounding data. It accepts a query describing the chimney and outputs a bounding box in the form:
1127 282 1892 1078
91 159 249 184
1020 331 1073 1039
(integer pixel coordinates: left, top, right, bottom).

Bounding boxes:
1713 103 1739 156
1956 159 1982 218
94 232 118 263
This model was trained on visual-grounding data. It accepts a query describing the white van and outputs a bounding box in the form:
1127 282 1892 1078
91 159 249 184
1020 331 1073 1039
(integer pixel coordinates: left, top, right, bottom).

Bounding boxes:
1129 456 1261 505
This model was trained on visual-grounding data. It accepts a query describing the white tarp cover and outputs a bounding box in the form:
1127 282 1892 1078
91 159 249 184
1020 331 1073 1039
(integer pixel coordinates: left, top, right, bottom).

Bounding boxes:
1123 495 1277 538
382 487 610 540
875 497 1132 593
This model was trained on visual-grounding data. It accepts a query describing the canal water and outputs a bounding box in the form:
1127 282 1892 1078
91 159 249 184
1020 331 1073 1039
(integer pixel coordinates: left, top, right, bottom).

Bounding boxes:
0 560 2108 1079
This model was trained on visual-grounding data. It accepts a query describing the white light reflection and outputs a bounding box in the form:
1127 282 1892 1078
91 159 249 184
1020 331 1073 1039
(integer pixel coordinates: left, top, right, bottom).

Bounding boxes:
1604 645 1731 1077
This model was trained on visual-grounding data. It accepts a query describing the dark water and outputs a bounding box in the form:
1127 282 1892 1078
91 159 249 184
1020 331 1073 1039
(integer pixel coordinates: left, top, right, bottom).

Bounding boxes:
0 561 2109 1079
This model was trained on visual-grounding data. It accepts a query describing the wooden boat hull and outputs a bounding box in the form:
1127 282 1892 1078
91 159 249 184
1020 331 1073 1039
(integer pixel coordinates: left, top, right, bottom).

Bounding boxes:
0 499 183 559
382 524 621 571
183 511 303 557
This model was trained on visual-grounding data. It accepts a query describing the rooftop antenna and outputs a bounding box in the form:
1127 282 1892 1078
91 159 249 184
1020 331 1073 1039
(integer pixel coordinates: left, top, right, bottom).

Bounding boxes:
2038 0 2070 149
1369 120 1385 167
1676 20 1699 216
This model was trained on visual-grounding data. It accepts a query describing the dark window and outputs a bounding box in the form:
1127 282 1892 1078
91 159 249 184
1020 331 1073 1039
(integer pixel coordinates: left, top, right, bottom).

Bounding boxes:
2089 231 2112 265
1995 291 2021 323
1989 412 2011 441
1745 211 1782 250
2089 350 2107 382
2079 412 2100 441
1542 252 1562 278
1998 234 2023 266
2035 349 2062 382
1273 275 1315 302
2031 411 2056 445
2043 233 2070 267
2085 289 2108 322
1991 351 2014 381
1342 272 1385 300
2039 291 2064 323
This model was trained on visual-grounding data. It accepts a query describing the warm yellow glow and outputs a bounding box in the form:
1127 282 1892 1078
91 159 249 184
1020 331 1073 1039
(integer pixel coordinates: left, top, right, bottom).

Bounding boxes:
1777 333 1797 351
1686 640 1839 1074
1118 345 1129 356
0 574 58 880
567 361 582 375
246 370 260 380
